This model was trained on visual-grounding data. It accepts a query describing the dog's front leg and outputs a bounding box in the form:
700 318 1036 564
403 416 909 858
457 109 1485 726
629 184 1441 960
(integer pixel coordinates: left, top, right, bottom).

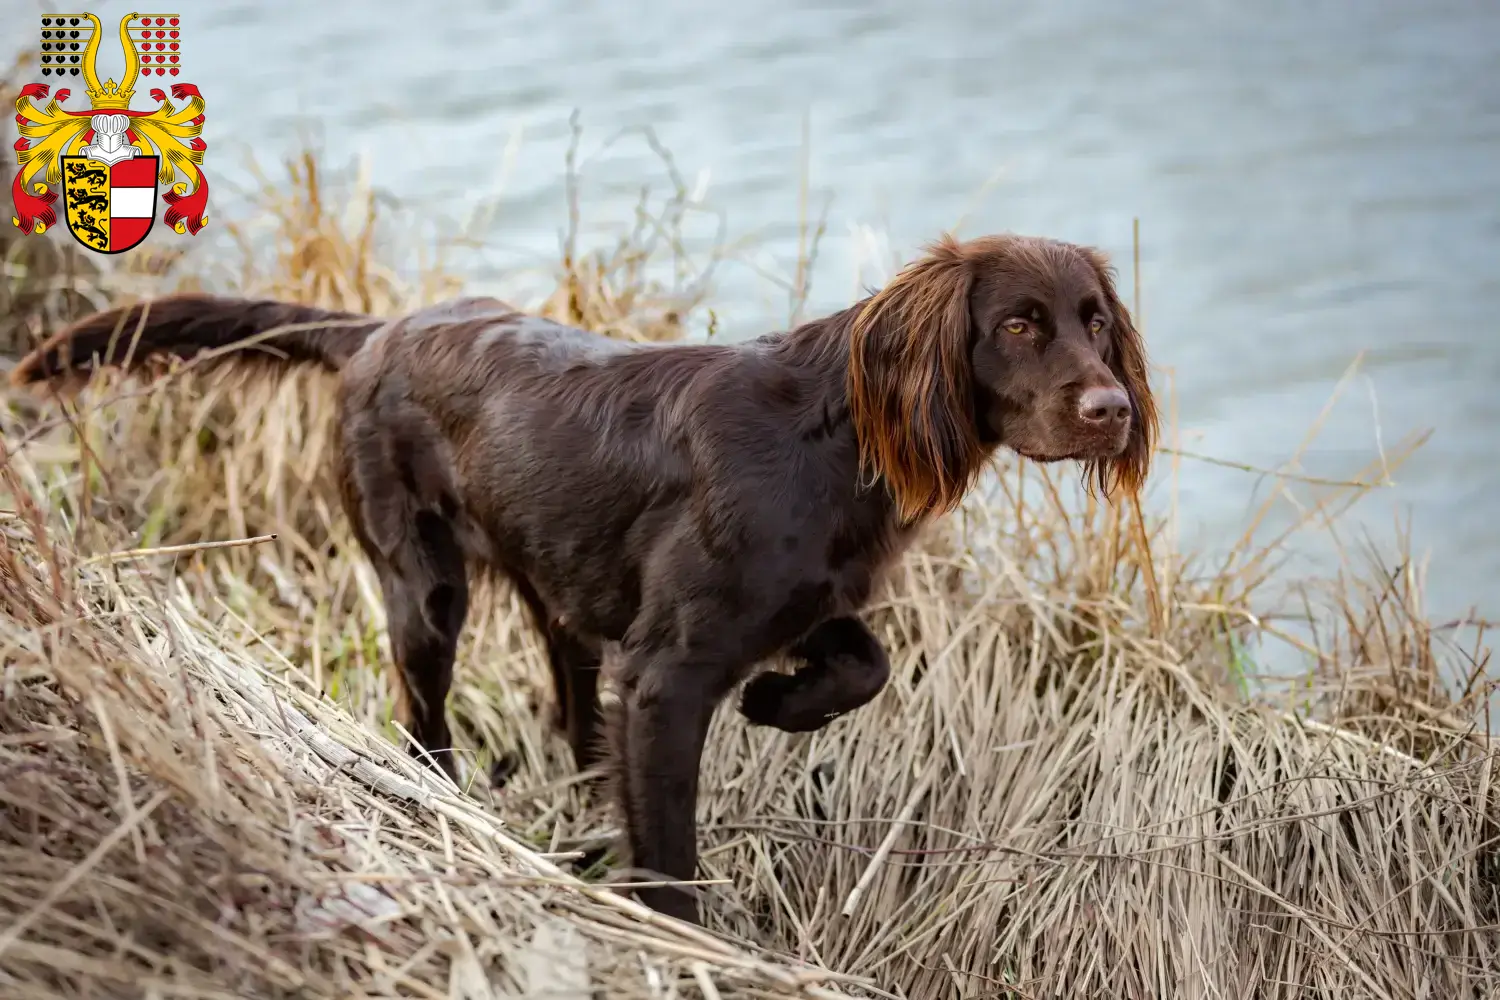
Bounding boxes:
739 615 891 733
608 645 719 924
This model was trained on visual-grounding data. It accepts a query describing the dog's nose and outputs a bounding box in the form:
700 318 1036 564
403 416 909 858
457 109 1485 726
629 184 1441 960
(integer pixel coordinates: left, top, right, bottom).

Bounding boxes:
1079 386 1131 427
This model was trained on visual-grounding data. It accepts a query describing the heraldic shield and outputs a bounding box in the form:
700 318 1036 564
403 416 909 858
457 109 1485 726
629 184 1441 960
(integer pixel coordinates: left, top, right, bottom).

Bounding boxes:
61 148 161 255
13 13 210 249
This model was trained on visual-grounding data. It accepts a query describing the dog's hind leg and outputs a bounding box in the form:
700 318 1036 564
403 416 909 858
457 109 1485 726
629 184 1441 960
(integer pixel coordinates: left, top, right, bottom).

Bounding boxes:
500 577 605 780
373 509 470 782
547 629 604 773
340 406 473 783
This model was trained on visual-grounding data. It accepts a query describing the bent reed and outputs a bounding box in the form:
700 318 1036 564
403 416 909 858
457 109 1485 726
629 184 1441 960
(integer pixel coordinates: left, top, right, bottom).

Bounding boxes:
1 105 1496 998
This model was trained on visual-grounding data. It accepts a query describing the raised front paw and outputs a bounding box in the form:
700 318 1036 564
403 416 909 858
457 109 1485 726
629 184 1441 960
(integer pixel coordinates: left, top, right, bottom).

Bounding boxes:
738 670 838 733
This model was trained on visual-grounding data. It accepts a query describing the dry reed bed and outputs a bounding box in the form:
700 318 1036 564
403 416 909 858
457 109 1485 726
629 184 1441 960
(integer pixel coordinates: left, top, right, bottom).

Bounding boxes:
1 119 1497 999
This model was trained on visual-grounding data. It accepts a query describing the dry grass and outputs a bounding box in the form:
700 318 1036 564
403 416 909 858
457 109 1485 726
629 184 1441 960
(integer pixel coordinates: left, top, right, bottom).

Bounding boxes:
1 106 1497 999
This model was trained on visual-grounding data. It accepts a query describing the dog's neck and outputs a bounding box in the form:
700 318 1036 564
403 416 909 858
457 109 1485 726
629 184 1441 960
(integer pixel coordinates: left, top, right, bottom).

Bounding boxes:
766 300 1003 534
768 301 863 428
765 303 925 526
773 300 861 361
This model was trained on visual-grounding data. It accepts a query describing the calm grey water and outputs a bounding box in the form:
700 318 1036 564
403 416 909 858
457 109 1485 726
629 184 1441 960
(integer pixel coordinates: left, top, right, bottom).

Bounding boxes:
10 1 1500 675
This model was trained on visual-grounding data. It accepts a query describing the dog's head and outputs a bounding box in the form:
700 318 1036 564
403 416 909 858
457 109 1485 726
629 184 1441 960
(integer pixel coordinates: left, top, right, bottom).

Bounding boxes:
848 232 1159 521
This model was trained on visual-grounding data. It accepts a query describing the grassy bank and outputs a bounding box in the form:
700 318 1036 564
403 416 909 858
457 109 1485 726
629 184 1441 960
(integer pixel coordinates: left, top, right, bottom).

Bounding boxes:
2 92 1497 997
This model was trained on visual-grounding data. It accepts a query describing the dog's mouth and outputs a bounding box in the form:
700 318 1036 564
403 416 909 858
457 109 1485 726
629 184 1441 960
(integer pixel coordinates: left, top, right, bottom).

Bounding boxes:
1017 435 1127 465
1014 448 1069 464
1003 410 1131 466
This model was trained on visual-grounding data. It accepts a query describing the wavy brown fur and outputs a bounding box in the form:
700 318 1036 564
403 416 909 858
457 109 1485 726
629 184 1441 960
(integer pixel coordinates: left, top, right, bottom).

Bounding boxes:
11 232 1156 926
848 236 987 522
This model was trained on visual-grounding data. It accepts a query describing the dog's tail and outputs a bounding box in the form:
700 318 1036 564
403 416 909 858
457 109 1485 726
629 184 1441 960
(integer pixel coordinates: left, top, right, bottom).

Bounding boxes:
10 293 385 390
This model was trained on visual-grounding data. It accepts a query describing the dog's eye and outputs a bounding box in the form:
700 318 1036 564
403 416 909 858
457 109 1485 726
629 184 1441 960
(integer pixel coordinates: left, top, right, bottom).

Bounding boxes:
1088 316 1106 336
1002 319 1030 336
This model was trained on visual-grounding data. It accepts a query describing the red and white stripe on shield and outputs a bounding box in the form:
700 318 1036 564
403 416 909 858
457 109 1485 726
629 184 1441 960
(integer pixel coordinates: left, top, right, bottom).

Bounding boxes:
108 158 158 252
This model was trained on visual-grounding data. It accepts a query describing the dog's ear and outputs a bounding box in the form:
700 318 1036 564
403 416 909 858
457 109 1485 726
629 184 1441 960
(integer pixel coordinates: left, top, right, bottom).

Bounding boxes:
848 234 985 522
1080 247 1157 498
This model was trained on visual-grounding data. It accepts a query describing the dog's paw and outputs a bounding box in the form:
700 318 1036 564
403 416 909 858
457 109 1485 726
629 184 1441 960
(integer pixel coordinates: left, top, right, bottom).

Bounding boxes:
739 671 796 728
738 670 837 733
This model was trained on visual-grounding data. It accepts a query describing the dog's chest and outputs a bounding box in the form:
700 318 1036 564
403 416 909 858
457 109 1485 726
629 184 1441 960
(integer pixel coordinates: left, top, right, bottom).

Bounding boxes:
823 519 918 616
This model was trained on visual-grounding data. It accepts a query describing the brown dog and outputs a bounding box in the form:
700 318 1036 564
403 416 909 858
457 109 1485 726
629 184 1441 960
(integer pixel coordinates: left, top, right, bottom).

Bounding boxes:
11 233 1157 924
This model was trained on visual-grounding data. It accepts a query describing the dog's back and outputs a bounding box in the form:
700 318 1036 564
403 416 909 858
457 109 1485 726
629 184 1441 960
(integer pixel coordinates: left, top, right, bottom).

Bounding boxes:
334 297 714 641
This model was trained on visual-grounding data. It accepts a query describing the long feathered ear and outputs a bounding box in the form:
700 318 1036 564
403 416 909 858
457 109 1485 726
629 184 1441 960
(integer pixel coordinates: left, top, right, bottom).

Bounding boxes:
847 234 985 523
1080 248 1158 498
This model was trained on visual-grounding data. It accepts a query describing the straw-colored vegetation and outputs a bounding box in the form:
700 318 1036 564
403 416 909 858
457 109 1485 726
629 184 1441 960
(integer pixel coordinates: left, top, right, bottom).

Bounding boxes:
3 62 1497 998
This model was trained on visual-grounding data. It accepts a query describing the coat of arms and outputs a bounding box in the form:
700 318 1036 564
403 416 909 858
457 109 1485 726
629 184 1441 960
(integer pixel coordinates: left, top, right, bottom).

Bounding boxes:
11 11 208 255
